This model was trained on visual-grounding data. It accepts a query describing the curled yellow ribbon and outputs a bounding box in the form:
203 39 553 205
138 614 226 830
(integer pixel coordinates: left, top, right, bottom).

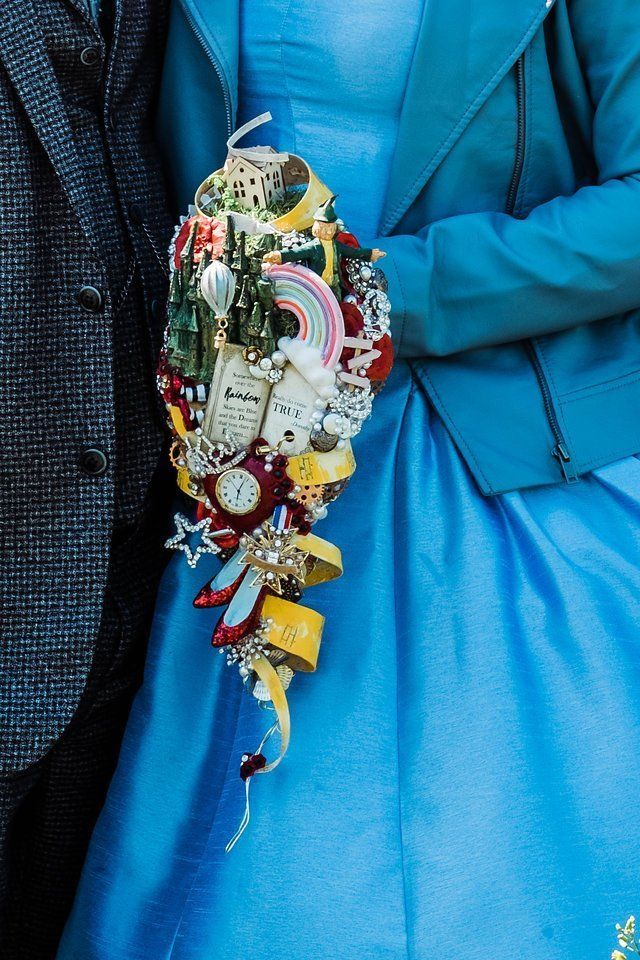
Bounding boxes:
251 654 291 775
165 405 350 785
262 595 325 673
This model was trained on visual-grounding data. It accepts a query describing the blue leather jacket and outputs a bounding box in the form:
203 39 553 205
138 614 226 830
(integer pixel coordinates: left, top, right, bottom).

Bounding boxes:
157 0 640 494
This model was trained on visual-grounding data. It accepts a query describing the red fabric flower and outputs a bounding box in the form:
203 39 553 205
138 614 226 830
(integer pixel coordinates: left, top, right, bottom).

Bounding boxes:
340 302 394 384
173 215 227 268
339 301 365 369
366 334 394 382
340 301 365 339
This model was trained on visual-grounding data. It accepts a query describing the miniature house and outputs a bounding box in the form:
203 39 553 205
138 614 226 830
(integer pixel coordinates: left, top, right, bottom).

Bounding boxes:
224 148 285 211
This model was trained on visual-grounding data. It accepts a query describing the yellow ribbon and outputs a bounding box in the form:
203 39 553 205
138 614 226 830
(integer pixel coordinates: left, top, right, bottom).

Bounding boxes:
224 652 292 852
286 442 356 486
296 532 343 587
169 405 188 438
262 595 325 672
252 654 291 774
239 534 343 778
272 160 333 232
167 415 350 787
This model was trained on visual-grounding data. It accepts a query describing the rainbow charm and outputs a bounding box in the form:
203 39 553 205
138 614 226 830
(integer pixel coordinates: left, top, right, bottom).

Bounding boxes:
265 263 345 369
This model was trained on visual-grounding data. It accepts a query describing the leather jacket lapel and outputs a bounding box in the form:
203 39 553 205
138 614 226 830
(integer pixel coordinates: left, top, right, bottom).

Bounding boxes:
379 0 555 234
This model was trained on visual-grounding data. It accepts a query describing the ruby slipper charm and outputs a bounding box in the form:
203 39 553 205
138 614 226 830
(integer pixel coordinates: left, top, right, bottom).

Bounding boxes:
194 552 248 609
210 572 267 648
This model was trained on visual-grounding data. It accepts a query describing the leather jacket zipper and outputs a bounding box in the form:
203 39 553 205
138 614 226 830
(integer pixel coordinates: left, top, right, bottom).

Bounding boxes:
178 0 233 137
508 55 577 483
525 342 578 483
506 56 526 215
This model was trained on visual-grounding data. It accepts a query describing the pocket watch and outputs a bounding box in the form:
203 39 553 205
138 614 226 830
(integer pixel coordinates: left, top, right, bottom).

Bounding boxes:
214 468 262 516
203 438 306 534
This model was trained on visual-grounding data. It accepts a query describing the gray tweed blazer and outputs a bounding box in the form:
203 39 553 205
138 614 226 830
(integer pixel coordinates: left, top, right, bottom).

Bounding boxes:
0 0 174 773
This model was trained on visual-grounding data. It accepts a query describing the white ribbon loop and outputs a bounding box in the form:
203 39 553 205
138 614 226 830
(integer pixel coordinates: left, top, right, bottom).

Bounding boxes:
226 112 290 166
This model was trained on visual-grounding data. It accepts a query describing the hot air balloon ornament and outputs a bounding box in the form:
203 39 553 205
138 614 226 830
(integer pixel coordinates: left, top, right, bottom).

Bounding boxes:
156 113 394 850
200 259 236 350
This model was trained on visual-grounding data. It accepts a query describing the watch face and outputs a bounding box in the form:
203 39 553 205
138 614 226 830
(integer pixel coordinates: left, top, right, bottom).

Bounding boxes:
215 468 262 516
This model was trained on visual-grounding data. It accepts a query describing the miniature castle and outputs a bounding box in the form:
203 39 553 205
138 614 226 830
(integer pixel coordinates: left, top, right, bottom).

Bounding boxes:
223 147 285 210
167 216 297 384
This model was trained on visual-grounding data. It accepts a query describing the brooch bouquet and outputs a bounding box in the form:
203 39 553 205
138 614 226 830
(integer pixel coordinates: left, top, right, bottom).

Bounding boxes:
157 114 393 847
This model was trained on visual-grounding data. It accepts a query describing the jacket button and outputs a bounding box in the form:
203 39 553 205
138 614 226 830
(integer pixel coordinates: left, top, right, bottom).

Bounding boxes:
77 285 103 312
79 447 109 477
80 46 100 66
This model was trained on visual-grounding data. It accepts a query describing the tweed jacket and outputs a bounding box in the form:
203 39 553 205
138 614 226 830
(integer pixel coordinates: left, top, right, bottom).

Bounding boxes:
0 0 173 773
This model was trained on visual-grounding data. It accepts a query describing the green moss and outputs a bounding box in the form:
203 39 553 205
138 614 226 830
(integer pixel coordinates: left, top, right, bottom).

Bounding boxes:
204 176 303 223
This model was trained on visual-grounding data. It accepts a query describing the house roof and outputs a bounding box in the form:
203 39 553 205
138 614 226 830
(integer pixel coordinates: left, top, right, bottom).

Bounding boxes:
224 148 282 179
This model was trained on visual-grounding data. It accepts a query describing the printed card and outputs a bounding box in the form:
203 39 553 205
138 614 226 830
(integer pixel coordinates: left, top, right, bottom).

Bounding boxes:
260 365 319 455
202 343 271 446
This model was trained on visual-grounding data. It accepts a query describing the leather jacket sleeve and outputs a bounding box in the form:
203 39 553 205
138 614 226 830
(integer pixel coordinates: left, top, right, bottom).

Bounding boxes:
377 0 640 359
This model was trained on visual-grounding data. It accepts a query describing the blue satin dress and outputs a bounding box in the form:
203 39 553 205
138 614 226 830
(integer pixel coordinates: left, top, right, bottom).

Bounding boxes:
58 3 640 958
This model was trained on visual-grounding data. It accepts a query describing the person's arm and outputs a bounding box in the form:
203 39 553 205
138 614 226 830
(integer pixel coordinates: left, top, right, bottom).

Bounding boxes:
337 240 373 260
279 241 318 264
376 0 640 359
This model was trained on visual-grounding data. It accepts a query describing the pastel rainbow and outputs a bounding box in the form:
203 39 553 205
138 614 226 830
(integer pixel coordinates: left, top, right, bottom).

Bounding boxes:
267 263 344 369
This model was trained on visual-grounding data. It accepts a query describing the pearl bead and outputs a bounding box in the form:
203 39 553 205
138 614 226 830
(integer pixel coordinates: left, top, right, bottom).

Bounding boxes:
323 413 341 435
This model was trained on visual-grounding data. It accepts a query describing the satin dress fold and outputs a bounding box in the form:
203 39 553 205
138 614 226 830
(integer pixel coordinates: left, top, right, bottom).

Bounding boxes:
58 2 640 957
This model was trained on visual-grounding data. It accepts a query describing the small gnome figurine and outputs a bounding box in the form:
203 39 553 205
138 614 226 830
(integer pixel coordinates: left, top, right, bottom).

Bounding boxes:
263 196 385 298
